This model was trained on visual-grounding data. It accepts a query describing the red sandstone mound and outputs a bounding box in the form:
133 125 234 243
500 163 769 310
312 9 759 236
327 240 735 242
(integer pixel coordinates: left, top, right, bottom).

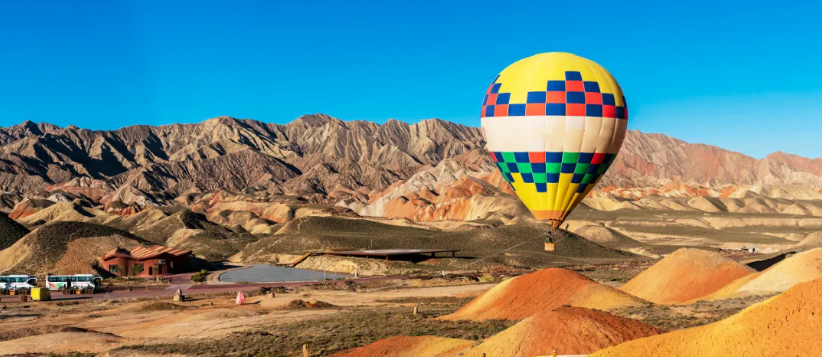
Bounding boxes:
9 198 54 220
331 336 474 357
463 307 662 356
440 268 645 321
591 278 822 357
619 248 754 304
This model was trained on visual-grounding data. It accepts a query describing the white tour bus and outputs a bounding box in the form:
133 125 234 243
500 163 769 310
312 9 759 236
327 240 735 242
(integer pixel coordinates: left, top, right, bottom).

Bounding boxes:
0 275 37 291
45 274 102 291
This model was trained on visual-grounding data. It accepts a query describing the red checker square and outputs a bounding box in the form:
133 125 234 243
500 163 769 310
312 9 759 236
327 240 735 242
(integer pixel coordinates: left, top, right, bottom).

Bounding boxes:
525 103 546 115
494 104 508 117
480 107 486 118
592 153 606 164
566 103 585 116
487 93 497 105
565 80 584 92
585 92 602 105
529 152 546 163
624 108 629 120
546 91 566 104
490 152 498 162
602 105 616 118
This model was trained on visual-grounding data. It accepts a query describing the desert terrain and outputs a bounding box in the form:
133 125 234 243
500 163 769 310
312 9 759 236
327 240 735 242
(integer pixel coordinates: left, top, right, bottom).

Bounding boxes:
0 116 821 356
2 251 821 357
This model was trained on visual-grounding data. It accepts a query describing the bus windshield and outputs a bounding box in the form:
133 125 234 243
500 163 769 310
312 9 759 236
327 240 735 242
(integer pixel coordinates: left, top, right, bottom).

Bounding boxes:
47 275 100 283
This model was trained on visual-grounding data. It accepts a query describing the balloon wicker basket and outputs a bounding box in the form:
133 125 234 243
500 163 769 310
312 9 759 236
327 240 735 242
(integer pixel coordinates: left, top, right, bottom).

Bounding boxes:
543 228 569 252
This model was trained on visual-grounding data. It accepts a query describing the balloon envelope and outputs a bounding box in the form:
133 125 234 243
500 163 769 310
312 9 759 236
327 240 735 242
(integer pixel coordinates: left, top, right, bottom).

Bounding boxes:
481 53 627 228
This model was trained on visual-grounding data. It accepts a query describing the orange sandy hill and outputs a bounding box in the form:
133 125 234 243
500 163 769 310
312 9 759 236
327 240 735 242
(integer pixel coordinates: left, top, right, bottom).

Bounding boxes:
618 248 754 304
331 336 474 357
590 277 822 357
705 247 822 301
440 268 645 321
463 307 662 357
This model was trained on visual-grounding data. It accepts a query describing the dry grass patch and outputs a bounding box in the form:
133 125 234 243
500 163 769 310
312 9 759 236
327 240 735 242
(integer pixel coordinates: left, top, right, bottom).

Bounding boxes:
609 294 774 331
123 304 512 357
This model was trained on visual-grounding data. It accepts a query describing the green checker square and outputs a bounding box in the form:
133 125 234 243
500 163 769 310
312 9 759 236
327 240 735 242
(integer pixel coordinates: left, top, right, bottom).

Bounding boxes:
502 152 516 163
581 174 593 184
562 152 579 163
546 163 561 173
497 162 510 173
596 164 610 175
517 163 532 173
533 173 547 183
574 164 589 174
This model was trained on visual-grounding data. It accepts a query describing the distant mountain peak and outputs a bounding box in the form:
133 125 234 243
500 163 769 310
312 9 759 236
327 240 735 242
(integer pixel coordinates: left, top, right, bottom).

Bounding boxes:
291 113 343 127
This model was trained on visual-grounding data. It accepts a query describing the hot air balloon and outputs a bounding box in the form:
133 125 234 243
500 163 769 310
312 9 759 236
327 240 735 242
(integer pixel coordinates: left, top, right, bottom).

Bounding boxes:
481 53 627 230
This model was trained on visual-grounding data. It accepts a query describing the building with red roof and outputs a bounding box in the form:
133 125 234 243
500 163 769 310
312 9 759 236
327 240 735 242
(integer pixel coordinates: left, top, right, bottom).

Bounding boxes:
98 245 192 277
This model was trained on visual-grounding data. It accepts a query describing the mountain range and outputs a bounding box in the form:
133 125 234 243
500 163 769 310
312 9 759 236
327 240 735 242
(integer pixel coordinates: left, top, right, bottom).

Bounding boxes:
1 114 820 219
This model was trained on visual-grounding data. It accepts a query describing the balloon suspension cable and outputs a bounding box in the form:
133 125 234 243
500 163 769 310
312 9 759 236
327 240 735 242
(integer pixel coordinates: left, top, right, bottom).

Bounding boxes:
544 230 571 245
544 220 572 245
581 206 594 222
464 240 530 267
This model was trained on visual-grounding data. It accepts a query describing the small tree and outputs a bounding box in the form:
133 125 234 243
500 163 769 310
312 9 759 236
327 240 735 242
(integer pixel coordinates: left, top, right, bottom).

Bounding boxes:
132 263 144 277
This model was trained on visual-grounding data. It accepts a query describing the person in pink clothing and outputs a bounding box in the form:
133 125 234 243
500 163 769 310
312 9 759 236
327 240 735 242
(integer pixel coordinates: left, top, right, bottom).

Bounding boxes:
235 291 246 305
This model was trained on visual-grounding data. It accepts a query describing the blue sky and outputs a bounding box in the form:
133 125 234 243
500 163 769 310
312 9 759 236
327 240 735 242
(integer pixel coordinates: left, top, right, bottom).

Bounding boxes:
1 1 820 159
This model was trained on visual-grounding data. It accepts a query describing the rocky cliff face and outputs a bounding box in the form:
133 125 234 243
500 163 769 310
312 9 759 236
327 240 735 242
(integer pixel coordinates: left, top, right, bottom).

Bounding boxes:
0 115 820 220
0 115 483 198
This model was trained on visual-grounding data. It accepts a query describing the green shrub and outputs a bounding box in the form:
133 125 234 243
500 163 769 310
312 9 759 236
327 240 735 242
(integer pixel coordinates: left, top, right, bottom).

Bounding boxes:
131 263 144 276
191 269 209 283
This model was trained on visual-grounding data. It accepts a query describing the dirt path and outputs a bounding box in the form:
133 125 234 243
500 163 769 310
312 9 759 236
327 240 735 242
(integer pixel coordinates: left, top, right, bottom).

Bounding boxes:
0 275 406 305
255 283 495 308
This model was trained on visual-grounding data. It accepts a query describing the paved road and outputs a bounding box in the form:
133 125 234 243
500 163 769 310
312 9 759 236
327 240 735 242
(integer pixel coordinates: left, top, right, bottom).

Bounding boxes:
0 276 401 303
218 264 348 283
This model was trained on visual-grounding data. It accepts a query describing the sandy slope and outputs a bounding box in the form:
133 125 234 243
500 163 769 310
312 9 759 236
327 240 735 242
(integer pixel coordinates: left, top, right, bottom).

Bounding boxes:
462 307 661 356
590 278 822 357
331 336 474 357
706 248 822 300
618 248 755 304
440 268 645 321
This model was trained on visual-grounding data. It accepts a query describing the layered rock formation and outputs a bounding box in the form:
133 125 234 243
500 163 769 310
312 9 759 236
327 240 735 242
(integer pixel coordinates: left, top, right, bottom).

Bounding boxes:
1 115 820 222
